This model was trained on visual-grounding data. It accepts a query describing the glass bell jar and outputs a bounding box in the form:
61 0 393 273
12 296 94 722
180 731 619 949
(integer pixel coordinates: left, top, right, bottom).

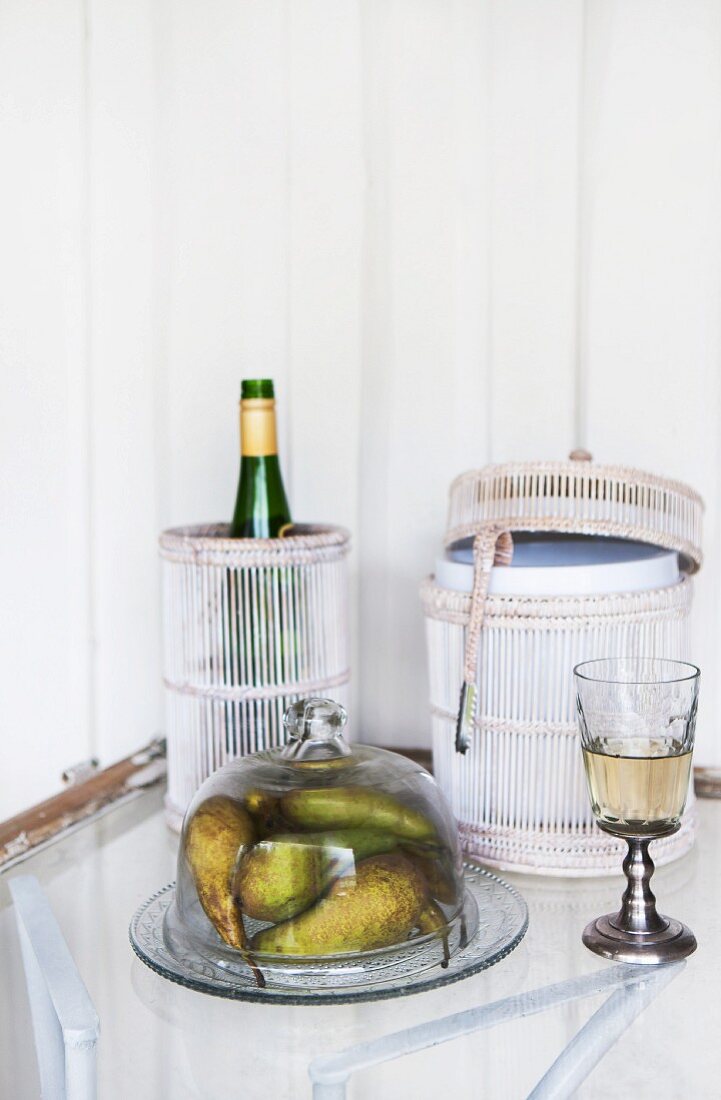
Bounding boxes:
166 698 477 992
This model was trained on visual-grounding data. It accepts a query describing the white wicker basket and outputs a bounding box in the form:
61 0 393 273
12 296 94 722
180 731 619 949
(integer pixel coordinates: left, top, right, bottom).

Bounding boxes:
421 458 703 876
161 524 350 828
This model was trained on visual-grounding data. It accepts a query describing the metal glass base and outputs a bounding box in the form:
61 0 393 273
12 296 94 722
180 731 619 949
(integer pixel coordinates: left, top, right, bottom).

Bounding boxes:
582 832 697 964
583 914 697 964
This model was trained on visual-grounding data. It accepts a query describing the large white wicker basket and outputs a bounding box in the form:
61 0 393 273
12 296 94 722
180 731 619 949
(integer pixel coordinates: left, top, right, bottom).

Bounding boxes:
422 459 703 876
161 524 350 828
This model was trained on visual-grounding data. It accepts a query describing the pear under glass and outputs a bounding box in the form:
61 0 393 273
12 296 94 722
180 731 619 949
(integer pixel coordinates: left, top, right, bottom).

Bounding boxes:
165 698 477 993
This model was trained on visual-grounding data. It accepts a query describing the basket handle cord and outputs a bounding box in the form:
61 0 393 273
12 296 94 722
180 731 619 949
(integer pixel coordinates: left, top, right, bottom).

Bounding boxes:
455 527 513 753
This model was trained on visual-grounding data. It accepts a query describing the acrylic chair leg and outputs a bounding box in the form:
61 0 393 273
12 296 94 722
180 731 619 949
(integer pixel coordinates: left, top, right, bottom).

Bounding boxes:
9 875 99 1100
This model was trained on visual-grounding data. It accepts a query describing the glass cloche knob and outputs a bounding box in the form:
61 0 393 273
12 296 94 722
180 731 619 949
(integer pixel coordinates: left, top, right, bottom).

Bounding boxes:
282 697 351 762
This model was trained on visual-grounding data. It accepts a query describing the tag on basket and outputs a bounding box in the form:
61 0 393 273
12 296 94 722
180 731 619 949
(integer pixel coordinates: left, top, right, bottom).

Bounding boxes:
455 682 476 754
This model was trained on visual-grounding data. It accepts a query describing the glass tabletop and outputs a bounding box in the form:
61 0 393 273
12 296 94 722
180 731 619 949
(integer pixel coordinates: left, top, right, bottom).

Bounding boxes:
0 787 718 1099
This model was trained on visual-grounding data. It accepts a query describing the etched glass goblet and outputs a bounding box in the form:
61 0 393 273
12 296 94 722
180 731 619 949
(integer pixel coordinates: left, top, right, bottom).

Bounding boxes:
575 657 699 963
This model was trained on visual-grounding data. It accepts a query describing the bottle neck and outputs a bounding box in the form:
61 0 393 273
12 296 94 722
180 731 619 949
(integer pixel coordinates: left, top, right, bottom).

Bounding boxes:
240 398 278 457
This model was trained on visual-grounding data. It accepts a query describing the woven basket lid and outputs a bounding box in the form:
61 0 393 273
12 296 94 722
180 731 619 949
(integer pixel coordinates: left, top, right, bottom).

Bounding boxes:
446 453 703 574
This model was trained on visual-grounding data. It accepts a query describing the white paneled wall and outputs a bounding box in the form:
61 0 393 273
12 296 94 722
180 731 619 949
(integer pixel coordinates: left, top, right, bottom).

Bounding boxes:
1 0 720 818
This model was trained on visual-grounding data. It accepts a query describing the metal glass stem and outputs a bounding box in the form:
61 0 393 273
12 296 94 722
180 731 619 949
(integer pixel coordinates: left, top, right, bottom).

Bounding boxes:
612 837 667 936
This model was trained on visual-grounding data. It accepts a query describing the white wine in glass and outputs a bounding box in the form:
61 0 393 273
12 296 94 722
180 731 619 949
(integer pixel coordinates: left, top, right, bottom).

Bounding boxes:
582 739 693 838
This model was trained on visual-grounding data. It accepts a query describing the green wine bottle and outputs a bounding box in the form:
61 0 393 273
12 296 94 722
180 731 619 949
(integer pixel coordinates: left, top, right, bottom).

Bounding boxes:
230 379 291 538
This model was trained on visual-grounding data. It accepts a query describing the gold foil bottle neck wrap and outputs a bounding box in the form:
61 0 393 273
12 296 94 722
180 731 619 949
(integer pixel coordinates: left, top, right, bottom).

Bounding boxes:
240 397 278 456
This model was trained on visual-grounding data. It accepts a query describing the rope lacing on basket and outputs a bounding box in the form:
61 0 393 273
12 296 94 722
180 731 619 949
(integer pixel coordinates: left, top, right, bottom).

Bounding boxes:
455 526 512 754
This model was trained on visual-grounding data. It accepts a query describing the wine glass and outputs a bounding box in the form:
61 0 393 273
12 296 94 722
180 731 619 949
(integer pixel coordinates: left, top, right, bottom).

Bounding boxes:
574 657 699 963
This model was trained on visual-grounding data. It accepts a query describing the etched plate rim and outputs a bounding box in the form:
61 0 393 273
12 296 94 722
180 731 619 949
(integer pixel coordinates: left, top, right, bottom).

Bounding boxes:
128 860 528 1005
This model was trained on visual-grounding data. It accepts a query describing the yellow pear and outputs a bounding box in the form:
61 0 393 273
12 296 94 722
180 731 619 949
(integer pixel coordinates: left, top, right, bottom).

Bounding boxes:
184 795 255 950
280 786 436 841
251 852 430 956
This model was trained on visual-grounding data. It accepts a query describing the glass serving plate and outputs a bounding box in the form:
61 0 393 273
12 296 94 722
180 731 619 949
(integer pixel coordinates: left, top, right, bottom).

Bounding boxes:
129 862 528 1004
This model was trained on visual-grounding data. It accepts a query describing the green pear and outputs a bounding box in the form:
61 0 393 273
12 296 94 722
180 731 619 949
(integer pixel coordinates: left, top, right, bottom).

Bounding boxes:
235 836 323 923
250 852 430 956
184 794 267 986
235 827 401 922
184 795 255 951
280 786 436 841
